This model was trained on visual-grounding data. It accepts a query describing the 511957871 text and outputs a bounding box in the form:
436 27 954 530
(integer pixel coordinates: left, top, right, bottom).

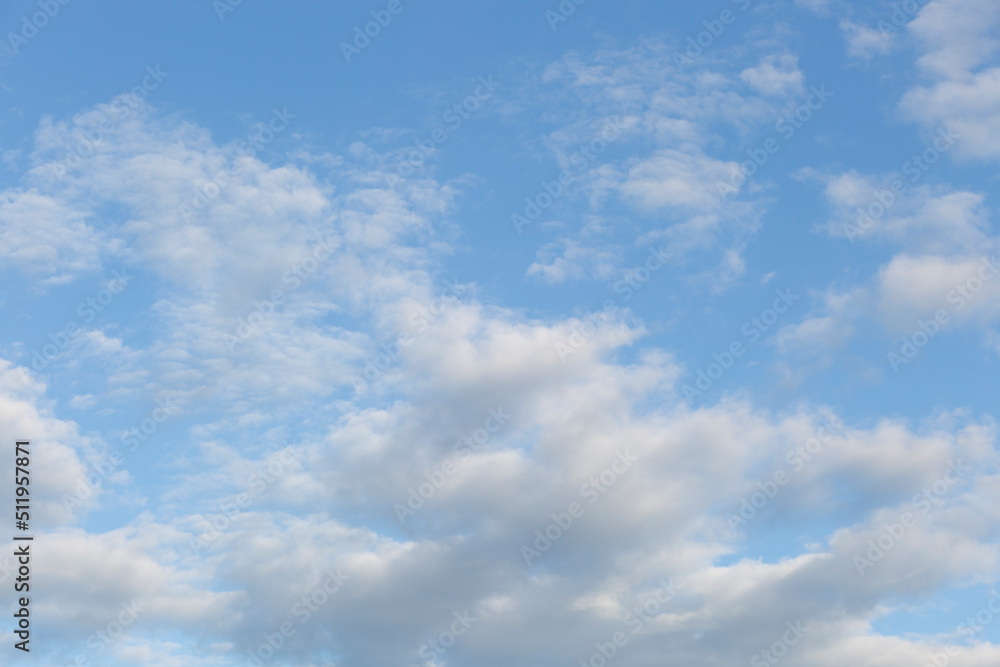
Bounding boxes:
13 440 32 653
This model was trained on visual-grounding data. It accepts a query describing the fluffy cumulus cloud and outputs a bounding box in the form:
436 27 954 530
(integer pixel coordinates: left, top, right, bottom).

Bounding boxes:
1 101 996 666
0 362 95 526
739 54 806 98
2 3 999 665
900 0 1000 160
779 143 1000 361
839 19 897 60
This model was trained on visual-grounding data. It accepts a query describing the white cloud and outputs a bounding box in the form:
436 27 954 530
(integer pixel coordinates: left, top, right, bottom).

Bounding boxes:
0 189 102 286
813 170 990 253
6 42 1000 666
908 0 1000 79
527 236 621 284
778 167 1000 364
69 393 98 409
739 54 805 97
2 101 472 415
521 43 804 287
796 0 836 14
0 359 100 525
620 148 742 213
840 19 896 60
776 289 863 359
875 253 1000 329
901 68 1000 160
900 0 1000 160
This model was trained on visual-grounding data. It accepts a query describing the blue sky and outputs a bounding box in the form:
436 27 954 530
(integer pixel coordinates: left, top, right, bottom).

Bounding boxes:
2 0 1000 665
